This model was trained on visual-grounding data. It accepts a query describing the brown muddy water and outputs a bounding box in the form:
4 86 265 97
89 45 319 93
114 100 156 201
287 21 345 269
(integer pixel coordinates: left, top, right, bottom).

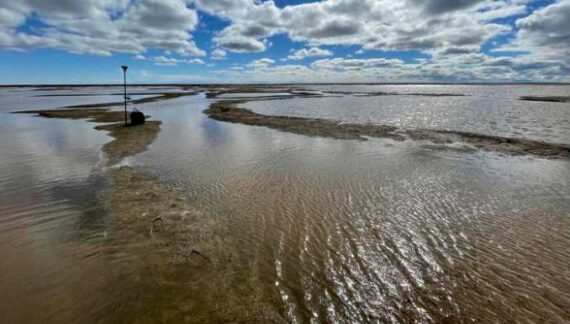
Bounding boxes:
0 85 569 323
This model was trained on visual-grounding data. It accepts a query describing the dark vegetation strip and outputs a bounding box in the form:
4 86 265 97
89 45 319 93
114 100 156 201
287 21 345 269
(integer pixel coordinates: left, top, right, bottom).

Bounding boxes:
519 96 570 103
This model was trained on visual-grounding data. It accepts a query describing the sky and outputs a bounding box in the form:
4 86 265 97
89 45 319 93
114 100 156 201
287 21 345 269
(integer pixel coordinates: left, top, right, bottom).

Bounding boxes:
0 0 569 84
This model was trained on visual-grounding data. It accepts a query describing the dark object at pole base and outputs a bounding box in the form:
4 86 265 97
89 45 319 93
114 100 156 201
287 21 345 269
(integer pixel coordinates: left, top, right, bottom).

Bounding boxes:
130 110 145 125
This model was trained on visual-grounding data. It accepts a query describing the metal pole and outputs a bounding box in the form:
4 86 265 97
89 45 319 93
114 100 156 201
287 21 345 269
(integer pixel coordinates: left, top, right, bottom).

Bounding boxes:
121 65 128 125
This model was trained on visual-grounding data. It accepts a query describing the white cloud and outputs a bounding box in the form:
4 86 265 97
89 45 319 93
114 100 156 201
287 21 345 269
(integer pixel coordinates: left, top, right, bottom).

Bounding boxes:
219 52 569 83
211 48 226 59
153 56 182 66
192 0 252 18
137 69 222 83
189 0 569 81
0 0 205 56
287 47 333 60
504 0 570 63
151 55 206 66
195 0 523 57
0 0 568 82
409 0 486 15
188 58 206 65
214 26 268 52
247 57 274 69
311 57 404 70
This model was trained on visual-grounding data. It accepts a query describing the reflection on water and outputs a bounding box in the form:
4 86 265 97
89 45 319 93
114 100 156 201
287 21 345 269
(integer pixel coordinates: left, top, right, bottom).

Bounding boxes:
305 83 570 98
0 86 569 322
0 86 188 111
242 93 570 145
217 92 293 99
0 109 112 322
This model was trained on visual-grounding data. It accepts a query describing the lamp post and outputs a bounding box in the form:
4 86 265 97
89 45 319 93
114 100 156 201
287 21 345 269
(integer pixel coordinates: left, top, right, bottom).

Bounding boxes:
121 65 128 125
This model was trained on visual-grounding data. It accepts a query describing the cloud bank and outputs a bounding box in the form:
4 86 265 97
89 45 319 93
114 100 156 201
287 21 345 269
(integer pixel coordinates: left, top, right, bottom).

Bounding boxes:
0 0 569 82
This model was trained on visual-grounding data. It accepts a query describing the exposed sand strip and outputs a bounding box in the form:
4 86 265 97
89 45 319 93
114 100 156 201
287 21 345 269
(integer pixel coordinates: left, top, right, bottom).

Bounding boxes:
205 100 570 159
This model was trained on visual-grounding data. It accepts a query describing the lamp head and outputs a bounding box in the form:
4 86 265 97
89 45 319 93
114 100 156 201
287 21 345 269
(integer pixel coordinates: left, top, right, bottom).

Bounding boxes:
121 65 128 72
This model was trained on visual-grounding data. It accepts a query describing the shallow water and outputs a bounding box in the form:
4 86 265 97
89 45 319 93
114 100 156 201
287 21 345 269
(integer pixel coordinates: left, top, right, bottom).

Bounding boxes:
0 86 184 111
0 103 116 323
305 83 570 98
242 87 570 145
217 92 293 98
1 86 569 323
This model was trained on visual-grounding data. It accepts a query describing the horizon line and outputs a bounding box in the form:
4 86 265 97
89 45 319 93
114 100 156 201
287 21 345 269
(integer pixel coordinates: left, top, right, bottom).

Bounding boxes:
2 82 570 87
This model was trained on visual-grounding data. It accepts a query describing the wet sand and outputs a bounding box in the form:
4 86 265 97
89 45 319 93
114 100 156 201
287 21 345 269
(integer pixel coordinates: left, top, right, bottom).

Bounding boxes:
95 122 162 165
205 100 404 140
205 100 570 159
16 102 286 322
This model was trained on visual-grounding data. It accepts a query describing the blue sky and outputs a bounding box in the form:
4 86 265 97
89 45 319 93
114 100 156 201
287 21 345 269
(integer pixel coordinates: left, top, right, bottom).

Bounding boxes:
0 0 568 84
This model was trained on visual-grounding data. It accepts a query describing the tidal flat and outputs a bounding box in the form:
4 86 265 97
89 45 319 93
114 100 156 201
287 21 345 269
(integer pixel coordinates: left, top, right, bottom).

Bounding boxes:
205 100 570 158
1 84 569 323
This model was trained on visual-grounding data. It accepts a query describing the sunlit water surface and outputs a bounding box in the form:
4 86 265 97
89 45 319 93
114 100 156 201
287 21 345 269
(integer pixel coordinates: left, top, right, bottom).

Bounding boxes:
243 84 570 144
0 86 569 323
